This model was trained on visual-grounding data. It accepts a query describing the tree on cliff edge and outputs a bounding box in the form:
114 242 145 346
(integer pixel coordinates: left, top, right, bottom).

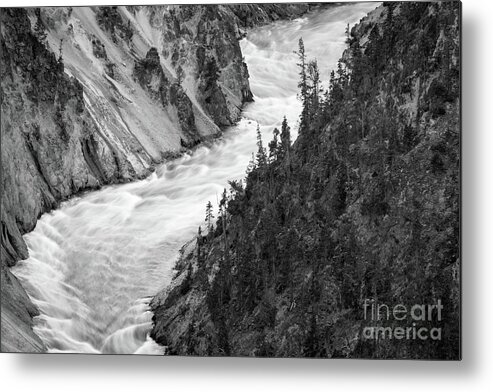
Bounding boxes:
205 201 214 233
33 8 47 45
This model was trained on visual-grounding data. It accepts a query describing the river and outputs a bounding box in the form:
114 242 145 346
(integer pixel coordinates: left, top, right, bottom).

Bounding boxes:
11 3 377 354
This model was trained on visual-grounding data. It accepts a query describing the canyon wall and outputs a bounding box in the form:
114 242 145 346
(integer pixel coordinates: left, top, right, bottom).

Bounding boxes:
0 4 314 352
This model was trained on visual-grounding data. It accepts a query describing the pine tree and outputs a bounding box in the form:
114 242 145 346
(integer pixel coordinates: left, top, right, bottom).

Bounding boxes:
58 39 64 63
329 64 344 108
279 117 291 160
321 89 331 121
279 117 292 180
268 128 280 162
307 59 322 116
205 201 214 232
176 65 184 85
203 56 220 89
329 69 336 94
349 39 365 95
255 124 267 168
228 179 244 196
383 5 395 60
295 38 308 117
197 226 203 263
345 23 351 46
336 59 347 87
33 9 47 45
246 152 256 176
219 188 229 261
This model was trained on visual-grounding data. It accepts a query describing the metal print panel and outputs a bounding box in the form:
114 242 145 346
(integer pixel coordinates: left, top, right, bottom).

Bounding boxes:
0 1 461 359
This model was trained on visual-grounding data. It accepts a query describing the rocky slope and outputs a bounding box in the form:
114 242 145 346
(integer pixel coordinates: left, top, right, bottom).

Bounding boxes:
1 4 314 352
1 9 120 352
150 1 461 359
229 3 317 29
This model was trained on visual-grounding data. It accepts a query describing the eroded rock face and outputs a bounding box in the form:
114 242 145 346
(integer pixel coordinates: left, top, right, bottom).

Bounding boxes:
229 3 316 28
1 8 134 352
1 263 46 352
133 47 200 146
1 4 277 268
139 5 254 127
1 8 126 263
1 4 313 352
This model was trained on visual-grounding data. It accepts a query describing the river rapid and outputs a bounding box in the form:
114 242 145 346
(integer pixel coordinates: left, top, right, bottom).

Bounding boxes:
12 3 377 354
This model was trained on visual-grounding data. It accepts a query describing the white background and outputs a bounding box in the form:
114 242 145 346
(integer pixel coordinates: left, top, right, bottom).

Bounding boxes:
0 0 490 390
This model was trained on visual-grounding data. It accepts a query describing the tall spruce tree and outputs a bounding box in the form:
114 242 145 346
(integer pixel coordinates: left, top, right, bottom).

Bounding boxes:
295 38 309 124
307 59 322 117
268 128 280 162
33 9 47 45
279 117 291 161
205 201 214 232
256 124 267 168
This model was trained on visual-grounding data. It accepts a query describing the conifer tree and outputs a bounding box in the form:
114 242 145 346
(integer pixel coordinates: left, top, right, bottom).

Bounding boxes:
295 38 308 119
219 188 229 260
321 90 331 120
279 117 292 179
255 124 267 168
246 152 256 176
205 201 214 232
33 9 47 45
203 56 220 89
268 128 280 162
228 179 244 196
336 59 347 87
58 39 64 63
176 65 184 85
329 69 336 92
197 226 202 263
279 117 291 160
329 66 344 108
345 23 351 46
307 59 322 116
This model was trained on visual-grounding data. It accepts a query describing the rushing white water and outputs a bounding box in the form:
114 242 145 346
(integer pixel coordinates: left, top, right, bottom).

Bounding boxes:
12 3 377 354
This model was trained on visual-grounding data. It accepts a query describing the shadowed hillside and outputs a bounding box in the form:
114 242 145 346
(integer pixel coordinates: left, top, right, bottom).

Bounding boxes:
151 1 461 359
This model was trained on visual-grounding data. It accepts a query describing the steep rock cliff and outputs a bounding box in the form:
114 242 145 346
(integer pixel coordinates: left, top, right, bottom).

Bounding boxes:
229 3 317 28
1 4 263 267
1 8 130 352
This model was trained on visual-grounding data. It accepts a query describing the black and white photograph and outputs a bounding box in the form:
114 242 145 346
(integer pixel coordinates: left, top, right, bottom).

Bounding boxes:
1 0 461 361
